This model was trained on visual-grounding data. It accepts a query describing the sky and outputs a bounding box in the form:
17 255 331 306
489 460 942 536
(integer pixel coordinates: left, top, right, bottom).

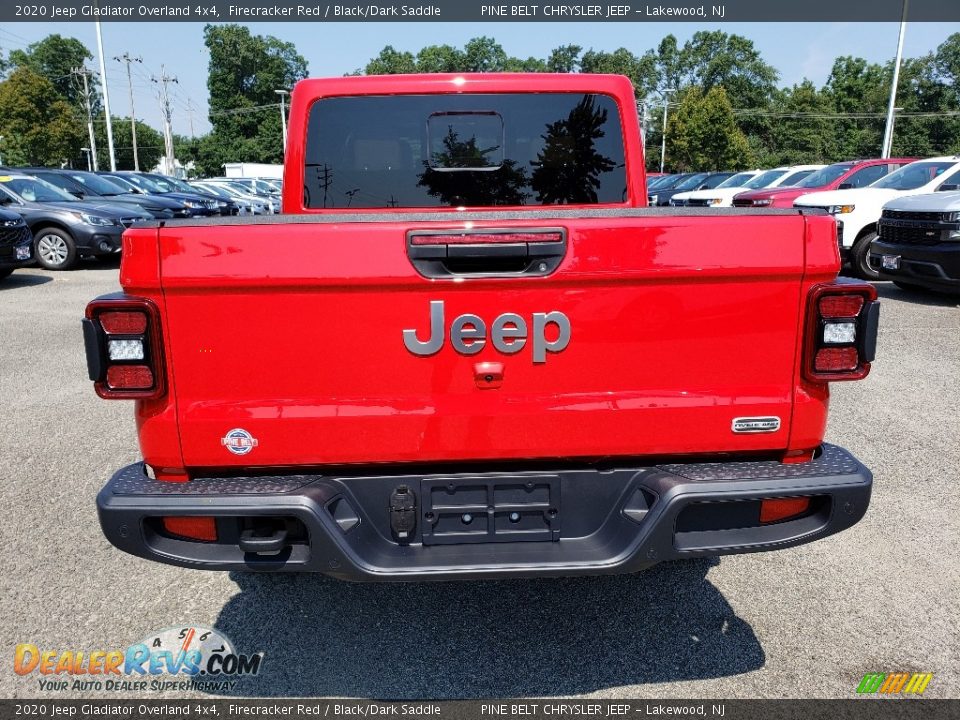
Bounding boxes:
0 21 956 139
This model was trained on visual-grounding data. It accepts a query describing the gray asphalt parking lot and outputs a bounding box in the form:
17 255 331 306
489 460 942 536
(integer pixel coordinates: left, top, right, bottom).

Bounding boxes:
2 262 958 700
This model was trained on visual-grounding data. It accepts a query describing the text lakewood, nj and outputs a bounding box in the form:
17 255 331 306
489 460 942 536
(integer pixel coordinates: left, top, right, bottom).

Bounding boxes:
480 4 725 17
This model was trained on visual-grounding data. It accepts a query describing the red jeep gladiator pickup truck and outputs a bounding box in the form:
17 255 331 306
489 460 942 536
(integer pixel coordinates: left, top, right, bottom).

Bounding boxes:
84 74 878 581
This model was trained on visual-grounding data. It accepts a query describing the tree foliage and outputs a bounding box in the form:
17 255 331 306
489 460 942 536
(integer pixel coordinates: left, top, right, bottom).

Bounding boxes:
0 67 83 166
666 87 752 171
8 34 94 108
356 31 960 172
195 24 308 176
89 118 165 171
0 33 174 172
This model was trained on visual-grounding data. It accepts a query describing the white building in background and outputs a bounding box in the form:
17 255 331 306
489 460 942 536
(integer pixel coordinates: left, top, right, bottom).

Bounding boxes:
224 163 283 179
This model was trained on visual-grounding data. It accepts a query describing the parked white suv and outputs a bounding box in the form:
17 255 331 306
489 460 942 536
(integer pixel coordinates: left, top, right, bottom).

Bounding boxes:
672 165 824 207
794 156 960 278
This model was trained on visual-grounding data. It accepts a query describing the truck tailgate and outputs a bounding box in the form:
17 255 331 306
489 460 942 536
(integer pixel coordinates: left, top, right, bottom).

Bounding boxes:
155 212 814 468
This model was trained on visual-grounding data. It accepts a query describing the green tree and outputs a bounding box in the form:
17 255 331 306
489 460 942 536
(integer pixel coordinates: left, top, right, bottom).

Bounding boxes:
823 56 888 159
8 34 94 108
415 44 465 73
199 24 308 176
763 80 836 165
0 67 83 165
935 33 960 86
580 48 657 97
463 37 509 72
85 117 165 171
667 86 752 172
677 31 779 109
675 31 779 157
361 38 549 76
651 35 683 92
546 45 582 73
364 45 416 74
503 56 548 72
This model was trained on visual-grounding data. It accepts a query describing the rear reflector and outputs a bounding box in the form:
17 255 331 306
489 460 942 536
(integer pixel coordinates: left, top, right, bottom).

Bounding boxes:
410 231 563 245
815 347 859 372
819 295 864 318
99 310 148 334
106 364 154 390
162 516 217 542
760 497 811 524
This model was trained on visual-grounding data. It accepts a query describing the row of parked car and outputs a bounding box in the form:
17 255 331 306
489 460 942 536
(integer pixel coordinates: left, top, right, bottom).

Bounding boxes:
0 167 282 272
2 160 957 293
649 155 960 292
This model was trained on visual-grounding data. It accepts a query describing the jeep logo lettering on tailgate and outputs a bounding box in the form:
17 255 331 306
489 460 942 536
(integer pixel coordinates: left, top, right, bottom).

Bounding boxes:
403 300 570 363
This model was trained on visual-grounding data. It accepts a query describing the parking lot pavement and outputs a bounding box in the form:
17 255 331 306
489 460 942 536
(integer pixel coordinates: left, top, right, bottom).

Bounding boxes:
2 263 958 700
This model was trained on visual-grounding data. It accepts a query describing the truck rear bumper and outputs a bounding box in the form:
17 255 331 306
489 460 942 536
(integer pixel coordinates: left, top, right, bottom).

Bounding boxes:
97 444 871 581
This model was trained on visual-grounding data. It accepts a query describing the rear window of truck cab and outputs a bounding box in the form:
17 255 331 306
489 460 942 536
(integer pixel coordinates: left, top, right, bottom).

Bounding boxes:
303 93 627 209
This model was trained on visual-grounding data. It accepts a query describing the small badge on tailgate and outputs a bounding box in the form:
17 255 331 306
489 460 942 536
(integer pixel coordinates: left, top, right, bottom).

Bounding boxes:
222 428 259 455
732 417 781 434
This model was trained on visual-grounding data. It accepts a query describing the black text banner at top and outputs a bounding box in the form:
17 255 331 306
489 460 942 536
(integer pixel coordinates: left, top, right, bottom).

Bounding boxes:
4 0 960 23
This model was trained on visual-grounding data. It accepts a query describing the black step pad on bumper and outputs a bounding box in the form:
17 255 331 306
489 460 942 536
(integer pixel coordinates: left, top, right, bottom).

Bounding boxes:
97 444 871 581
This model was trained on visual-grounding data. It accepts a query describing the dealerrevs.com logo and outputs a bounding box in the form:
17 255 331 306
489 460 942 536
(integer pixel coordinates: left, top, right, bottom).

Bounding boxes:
14 626 263 693
856 672 934 696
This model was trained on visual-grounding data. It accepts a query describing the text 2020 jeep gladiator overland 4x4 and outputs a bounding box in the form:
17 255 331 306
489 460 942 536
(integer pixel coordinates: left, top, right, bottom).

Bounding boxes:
84 74 878 581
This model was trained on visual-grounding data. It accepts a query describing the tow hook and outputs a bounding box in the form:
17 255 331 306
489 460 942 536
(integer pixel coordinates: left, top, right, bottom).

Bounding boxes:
389 485 417 543
238 525 289 555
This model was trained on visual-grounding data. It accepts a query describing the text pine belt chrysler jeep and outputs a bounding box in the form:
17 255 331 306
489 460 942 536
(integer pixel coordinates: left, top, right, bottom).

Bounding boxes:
83 74 879 581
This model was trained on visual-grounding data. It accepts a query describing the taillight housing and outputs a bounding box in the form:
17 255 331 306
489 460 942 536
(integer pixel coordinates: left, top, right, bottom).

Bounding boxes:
803 282 879 383
83 295 165 399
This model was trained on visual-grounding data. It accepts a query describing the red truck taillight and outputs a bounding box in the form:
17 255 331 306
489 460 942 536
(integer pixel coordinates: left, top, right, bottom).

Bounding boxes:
803 282 879 383
83 296 166 399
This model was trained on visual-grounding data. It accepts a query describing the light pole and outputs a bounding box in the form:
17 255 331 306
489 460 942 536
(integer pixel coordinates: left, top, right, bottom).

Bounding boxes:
881 0 909 159
659 89 674 173
275 89 289 155
81 147 92 171
94 19 117 171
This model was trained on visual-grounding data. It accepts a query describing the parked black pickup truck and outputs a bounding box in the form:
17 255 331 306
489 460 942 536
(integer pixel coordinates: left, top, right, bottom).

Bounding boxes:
871 192 960 294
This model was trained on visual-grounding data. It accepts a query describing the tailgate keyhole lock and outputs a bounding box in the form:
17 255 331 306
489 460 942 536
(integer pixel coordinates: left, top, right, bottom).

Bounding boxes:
389 485 417 543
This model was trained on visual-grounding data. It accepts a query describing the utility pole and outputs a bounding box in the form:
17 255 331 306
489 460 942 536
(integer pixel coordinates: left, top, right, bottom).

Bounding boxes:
71 66 99 171
94 20 117 171
185 98 197 138
81 147 92 171
881 0 909 159
152 65 178 175
274 89 289 155
638 100 649 150
114 52 142 170
659 89 674 173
